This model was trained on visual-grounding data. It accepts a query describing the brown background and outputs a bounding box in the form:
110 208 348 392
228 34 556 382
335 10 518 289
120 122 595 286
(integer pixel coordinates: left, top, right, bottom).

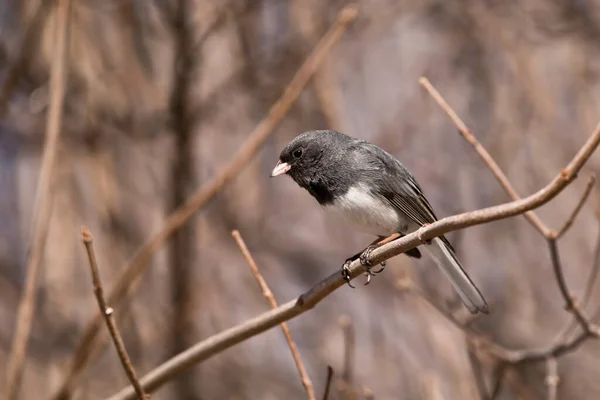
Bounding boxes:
1 1 600 399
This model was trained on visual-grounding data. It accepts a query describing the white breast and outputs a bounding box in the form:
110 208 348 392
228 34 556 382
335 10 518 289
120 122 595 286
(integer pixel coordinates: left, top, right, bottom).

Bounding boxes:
325 184 411 237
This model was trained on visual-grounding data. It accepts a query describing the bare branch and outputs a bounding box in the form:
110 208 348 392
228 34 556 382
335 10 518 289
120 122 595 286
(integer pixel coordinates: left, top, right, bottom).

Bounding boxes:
554 175 596 239
232 230 315 400
3 1 71 398
81 227 149 400
583 220 600 307
52 4 359 398
106 120 600 400
420 76 600 394
553 218 600 344
419 76 552 236
547 238 600 336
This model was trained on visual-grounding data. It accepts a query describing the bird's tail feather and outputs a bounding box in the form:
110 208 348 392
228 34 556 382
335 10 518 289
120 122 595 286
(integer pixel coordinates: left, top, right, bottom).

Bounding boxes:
424 237 489 314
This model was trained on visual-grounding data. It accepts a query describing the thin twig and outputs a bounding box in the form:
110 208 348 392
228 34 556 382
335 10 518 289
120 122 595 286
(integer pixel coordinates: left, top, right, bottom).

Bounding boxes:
3 1 71 398
583 220 600 307
232 230 316 400
322 366 334 400
419 76 552 237
82 227 149 400
52 5 359 398
545 358 558 400
547 238 600 336
554 175 596 238
106 121 600 400
553 218 600 344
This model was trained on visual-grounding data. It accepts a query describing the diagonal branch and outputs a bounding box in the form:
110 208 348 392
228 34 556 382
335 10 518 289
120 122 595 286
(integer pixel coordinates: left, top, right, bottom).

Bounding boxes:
82 228 149 400
232 230 315 400
105 120 600 400
52 4 359 398
419 76 552 236
547 238 600 336
3 1 71 398
554 175 596 239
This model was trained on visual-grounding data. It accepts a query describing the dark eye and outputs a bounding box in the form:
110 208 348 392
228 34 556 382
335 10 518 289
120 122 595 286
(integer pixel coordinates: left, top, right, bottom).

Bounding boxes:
293 149 303 158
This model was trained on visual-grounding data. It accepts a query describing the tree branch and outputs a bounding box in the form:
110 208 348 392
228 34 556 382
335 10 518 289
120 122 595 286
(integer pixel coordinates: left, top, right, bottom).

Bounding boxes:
105 119 600 400
82 228 149 400
52 4 359 398
232 230 315 400
420 76 600 395
554 175 596 239
419 76 553 236
3 1 71 398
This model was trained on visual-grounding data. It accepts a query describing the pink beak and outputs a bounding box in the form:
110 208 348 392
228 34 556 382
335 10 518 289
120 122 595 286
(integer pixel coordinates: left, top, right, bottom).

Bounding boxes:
270 160 291 177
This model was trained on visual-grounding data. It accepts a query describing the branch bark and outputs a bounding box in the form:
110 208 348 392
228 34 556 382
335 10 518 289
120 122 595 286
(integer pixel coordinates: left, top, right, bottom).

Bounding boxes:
106 118 600 400
3 1 70 398
82 228 149 400
232 230 316 400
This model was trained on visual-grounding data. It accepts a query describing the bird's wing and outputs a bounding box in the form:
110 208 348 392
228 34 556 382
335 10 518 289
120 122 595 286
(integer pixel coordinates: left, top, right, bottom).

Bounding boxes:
357 142 455 250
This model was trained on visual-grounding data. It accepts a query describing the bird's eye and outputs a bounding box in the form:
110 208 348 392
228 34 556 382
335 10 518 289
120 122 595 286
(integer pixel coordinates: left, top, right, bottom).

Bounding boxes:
293 149 303 158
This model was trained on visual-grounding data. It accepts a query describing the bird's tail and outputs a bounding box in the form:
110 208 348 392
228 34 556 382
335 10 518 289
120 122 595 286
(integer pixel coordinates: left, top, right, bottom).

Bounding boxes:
424 237 489 314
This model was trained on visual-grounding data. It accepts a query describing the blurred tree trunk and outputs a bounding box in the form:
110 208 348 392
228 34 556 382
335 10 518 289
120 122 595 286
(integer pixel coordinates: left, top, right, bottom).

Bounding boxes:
168 0 199 398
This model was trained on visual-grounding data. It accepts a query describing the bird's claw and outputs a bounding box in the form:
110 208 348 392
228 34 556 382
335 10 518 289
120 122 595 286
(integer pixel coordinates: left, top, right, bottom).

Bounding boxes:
342 246 387 288
372 260 386 274
341 260 355 289
359 246 386 285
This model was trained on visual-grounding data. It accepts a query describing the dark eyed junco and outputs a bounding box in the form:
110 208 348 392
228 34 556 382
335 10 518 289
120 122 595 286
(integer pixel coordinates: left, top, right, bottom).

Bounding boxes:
271 130 489 314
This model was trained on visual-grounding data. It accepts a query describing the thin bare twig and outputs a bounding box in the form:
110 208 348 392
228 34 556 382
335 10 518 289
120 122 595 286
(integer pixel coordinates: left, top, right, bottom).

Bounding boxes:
554 176 596 239
53 5 359 398
82 227 149 400
547 238 600 336
106 121 600 400
419 76 552 236
545 358 559 400
4 1 71 398
322 366 334 400
583 220 600 307
232 230 316 400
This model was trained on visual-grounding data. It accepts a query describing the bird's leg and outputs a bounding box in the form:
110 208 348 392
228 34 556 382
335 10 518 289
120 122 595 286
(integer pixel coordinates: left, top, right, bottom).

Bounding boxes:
363 232 402 274
342 237 383 288
342 233 402 287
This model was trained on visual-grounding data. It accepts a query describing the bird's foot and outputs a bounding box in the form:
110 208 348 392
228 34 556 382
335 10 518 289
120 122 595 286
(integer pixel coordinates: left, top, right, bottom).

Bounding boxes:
341 259 356 289
359 246 386 285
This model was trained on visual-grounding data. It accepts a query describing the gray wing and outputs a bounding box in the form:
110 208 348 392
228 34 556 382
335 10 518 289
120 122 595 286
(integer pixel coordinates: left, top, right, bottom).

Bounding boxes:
355 141 454 250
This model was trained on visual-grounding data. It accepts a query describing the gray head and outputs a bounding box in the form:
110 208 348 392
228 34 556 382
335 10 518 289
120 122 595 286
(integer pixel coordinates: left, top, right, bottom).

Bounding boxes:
271 130 356 204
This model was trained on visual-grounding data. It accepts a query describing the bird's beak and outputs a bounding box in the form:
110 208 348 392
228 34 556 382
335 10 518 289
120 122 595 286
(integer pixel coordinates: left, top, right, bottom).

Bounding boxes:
270 160 291 177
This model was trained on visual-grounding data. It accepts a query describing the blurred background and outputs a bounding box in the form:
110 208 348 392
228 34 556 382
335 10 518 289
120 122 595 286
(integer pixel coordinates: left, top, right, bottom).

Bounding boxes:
1 0 600 399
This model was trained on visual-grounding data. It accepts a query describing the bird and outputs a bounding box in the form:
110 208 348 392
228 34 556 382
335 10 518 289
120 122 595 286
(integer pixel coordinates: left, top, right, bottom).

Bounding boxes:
270 130 489 314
